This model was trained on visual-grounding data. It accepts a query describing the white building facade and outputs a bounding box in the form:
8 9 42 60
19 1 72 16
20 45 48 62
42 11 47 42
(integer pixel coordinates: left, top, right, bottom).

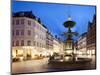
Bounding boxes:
53 38 64 54
12 12 47 60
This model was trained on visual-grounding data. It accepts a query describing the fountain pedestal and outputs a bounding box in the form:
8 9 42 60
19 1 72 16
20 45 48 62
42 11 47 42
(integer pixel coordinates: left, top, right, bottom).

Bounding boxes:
65 39 74 54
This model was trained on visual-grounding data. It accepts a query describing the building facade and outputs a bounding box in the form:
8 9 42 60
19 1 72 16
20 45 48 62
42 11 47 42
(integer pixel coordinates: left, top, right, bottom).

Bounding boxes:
87 15 96 55
46 31 53 50
77 32 87 55
12 11 47 60
53 37 64 54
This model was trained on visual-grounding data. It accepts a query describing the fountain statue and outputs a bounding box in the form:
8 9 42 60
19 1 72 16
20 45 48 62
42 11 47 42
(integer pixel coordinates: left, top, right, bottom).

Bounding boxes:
63 16 78 61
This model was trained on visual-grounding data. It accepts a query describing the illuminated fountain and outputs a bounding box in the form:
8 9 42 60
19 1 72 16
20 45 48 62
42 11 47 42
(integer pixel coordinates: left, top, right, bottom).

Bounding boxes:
62 16 78 61
49 16 92 64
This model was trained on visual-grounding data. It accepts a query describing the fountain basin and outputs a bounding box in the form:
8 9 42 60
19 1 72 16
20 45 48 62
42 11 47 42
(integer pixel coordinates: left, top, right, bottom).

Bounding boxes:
49 57 92 65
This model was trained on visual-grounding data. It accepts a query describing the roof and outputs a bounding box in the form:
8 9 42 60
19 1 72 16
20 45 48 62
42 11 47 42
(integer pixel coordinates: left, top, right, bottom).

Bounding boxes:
13 11 48 29
88 14 96 29
13 11 36 19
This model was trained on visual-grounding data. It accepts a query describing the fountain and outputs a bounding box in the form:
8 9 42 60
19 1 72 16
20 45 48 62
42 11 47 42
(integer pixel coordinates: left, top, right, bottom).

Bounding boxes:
49 16 92 65
62 16 78 62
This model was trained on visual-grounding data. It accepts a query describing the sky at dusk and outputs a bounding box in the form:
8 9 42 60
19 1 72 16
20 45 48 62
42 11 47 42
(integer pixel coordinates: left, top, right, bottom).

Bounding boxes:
12 1 96 40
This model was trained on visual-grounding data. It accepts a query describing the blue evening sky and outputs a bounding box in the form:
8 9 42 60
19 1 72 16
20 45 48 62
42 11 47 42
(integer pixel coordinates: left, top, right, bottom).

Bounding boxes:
12 1 96 40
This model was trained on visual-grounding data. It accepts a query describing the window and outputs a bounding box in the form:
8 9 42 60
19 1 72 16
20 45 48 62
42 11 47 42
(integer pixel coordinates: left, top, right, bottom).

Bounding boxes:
27 30 31 36
12 30 14 36
12 20 15 25
12 41 14 46
28 20 31 25
21 19 24 25
27 40 31 46
21 30 24 35
16 30 19 35
16 40 19 46
16 20 19 25
21 40 24 46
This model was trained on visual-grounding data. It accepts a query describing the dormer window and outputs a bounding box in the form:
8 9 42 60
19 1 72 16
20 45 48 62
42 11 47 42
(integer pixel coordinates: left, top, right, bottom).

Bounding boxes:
19 12 24 16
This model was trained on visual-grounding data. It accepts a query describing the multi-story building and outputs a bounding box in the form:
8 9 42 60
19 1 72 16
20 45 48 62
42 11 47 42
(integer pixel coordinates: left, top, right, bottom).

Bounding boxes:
87 15 96 55
59 41 64 54
46 31 53 51
53 37 64 54
74 41 78 54
12 11 47 60
77 32 87 55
